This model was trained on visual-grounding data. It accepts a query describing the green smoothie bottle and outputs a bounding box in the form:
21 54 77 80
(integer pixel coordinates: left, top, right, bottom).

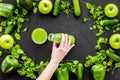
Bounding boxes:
48 33 75 44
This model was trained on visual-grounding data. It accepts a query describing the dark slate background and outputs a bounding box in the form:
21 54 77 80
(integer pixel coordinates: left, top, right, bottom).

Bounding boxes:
0 0 120 80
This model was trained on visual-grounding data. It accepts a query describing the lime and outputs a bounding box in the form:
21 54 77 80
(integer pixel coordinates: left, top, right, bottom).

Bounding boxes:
31 28 47 44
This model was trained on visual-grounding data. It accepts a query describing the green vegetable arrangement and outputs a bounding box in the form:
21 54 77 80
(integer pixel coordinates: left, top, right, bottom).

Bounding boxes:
0 0 43 79
83 2 120 80
53 0 80 16
55 60 84 80
84 48 120 80
0 0 120 80
83 2 120 36
0 0 81 79
10 44 41 79
0 2 29 40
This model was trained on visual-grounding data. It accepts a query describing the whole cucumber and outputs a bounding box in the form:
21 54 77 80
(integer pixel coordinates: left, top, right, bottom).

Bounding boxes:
100 19 119 26
77 63 84 80
72 0 81 17
106 49 120 62
53 0 61 16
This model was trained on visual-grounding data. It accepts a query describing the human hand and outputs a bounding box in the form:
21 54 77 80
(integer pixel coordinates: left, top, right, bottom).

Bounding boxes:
50 33 75 64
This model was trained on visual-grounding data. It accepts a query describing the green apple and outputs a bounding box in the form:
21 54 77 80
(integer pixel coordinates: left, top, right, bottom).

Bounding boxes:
31 28 47 44
109 34 120 49
0 34 14 49
104 3 119 18
38 0 53 14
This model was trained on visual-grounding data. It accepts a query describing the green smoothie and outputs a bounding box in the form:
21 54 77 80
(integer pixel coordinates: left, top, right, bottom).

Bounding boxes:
31 28 47 44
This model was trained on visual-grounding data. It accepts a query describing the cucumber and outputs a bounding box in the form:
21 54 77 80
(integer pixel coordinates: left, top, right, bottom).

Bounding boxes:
100 19 119 26
106 49 120 62
72 0 81 17
53 0 61 16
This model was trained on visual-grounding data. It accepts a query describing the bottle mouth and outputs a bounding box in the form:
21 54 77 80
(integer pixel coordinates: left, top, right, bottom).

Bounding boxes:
48 33 54 41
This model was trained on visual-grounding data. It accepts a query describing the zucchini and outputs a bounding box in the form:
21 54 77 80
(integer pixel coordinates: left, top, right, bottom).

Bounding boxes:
72 0 81 17
53 0 61 16
100 18 119 26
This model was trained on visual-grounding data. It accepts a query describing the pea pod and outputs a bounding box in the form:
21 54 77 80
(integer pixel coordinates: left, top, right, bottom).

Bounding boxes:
72 0 81 17
53 0 61 16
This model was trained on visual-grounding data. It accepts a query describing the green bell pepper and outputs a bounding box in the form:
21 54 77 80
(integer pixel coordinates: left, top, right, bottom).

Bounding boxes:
19 0 33 10
48 33 75 45
0 3 15 18
91 64 106 80
1 55 19 73
55 66 69 80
